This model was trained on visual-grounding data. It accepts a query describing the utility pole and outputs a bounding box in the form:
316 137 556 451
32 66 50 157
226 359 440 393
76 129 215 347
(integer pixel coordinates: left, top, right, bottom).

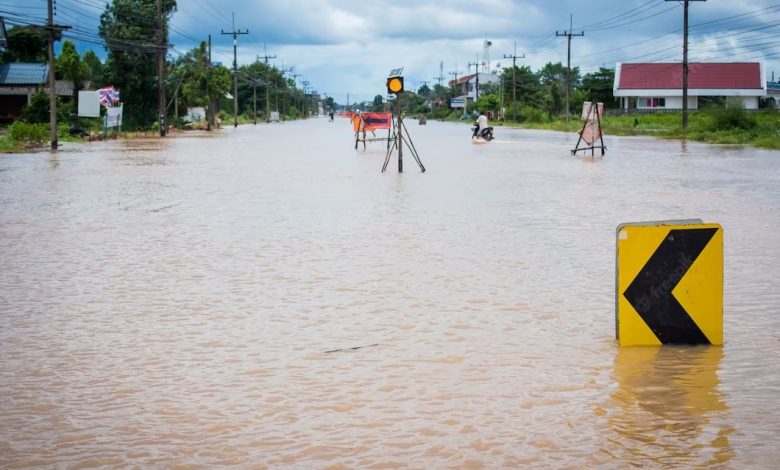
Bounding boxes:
156 0 167 136
291 71 302 115
221 13 248 128
207 34 212 130
258 44 276 122
45 0 69 150
449 69 461 115
250 73 258 125
434 62 445 87
503 41 525 122
667 0 706 130
301 80 310 117
281 66 294 115
467 59 480 117
556 14 584 122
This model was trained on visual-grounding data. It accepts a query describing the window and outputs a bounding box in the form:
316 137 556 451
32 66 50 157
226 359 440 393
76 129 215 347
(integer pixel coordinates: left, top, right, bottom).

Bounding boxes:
642 98 666 108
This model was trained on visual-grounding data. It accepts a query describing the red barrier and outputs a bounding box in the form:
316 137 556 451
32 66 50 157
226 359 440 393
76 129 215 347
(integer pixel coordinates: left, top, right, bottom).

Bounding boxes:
361 112 392 131
351 112 392 132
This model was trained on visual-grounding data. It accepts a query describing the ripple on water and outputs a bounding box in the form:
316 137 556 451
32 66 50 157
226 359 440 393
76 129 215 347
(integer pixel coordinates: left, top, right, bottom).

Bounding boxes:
1 122 779 467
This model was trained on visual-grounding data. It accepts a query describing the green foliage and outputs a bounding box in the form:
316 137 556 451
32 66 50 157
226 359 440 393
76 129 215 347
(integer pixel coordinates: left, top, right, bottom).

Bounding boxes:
706 103 757 131
501 65 541 110
172 42 230 125
522 106 549 124
99 0 177 129
581 67 617 108
56 41 87 123
1 26 47 62
285 107 300 120
9 121 48 144
570 89 587 117
21 90 51 124
82 50 105 86
475 94 500 113
370 95 384 112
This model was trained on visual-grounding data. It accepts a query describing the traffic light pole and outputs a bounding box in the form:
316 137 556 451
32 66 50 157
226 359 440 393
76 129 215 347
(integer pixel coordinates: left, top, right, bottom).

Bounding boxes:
397 96 403 172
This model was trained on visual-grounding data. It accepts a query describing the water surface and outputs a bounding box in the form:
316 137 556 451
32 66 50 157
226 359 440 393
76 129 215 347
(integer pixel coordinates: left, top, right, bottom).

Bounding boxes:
1 119 779 468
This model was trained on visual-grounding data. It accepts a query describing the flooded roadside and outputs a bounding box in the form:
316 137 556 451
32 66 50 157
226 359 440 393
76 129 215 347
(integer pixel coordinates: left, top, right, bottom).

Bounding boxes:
1 119 779 468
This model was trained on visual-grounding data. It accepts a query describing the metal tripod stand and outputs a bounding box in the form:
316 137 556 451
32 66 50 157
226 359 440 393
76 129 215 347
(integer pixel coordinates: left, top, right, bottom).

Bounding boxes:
382 98 425 173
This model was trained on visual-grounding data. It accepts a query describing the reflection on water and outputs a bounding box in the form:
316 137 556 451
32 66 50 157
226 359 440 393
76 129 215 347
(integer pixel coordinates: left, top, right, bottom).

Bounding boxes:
1 120 780 467
603 347 734 467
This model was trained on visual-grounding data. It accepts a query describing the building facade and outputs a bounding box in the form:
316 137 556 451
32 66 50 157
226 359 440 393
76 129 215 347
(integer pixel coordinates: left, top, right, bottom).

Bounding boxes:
613 62 767 111
449 73 501 109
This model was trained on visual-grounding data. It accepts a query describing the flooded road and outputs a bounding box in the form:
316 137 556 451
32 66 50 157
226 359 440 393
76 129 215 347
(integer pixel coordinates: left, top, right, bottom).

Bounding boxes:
1 118 779 468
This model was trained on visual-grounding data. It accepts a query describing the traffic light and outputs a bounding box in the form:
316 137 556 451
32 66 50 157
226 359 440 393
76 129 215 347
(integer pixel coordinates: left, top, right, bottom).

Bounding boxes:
386 76 404 95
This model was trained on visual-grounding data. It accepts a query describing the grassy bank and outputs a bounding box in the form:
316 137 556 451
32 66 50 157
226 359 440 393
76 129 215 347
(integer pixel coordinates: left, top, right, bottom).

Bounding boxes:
0 112 309 153
496 109 780 150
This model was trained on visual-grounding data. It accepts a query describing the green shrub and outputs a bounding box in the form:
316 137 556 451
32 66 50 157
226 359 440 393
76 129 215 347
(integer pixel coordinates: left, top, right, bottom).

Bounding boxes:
519 105 549 124
21 90 51 124
707 105 757 131
9 121 48 144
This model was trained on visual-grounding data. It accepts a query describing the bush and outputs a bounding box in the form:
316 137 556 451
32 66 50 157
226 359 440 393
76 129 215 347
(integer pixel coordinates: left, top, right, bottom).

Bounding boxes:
518 105 549 124
9 121 48 144
22 90 51 124
707 105 757 131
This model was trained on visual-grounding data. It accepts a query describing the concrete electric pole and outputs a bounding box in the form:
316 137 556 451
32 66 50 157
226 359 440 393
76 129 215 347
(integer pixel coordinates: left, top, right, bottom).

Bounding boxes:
46 0 69 149
667 0 706 130
258 44 276 122
556 15 584 122
156 0 166 136
503 42 525 122
221 13 248 128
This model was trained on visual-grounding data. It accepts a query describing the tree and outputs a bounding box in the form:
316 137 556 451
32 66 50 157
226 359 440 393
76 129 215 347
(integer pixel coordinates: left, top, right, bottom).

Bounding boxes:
370 94 384 112
538 62 580 117
580 67 616 108
22 90 51 123
0 26 47 62
417 84 431 97
323 96 335 111
175 42 230 120
501 65 541 106
82 50 105 87
99 0 177 129
476 94 500 113
56 40 86 123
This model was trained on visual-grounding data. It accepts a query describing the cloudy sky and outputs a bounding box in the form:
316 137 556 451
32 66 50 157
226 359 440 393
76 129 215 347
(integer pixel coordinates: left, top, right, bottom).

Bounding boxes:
4 0 780 104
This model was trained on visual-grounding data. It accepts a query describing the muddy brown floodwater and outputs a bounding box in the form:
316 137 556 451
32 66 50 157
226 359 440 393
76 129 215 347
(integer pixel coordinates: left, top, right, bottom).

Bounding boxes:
1 118 779 468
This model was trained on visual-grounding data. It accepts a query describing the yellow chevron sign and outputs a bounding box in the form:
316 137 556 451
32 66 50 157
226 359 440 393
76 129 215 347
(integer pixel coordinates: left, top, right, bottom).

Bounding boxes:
616 221 723 346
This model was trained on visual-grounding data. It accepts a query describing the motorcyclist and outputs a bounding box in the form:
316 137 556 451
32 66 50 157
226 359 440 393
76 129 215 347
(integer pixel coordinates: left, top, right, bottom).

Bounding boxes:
473 110 493 140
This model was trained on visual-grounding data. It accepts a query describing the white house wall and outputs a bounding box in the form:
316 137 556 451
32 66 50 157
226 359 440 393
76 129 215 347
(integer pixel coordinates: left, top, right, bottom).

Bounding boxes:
634 96 696 110
627 95 758 110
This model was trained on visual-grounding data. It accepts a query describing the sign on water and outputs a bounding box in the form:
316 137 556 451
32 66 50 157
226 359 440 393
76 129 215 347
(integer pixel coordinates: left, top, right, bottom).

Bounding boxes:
616 220 723 346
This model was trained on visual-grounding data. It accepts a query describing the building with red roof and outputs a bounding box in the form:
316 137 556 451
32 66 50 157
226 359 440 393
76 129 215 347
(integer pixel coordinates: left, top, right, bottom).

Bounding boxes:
613 62 767 111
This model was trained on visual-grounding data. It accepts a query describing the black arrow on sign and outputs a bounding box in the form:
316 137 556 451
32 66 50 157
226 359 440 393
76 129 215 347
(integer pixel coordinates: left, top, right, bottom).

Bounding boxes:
623 227 718 344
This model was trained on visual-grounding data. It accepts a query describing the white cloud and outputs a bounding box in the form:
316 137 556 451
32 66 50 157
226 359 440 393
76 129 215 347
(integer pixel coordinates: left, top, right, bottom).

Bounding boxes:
8 0 777 101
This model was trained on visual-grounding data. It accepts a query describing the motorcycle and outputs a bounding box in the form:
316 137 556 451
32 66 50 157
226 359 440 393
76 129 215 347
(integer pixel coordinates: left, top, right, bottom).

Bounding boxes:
471 125 494 142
